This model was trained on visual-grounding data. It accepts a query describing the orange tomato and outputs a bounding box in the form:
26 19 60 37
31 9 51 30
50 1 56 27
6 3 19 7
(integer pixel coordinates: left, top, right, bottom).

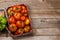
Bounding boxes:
9 24 17 32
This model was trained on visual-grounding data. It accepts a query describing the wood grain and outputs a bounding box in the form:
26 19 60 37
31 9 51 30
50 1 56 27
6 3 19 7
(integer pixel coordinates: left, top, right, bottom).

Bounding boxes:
0 37 13 40
0 0 60 9
32 28 60 36
16 36 60 40
46 0 60 9
0 0 17 2
31 18 60 28
0 36 60 40
30 13 60 18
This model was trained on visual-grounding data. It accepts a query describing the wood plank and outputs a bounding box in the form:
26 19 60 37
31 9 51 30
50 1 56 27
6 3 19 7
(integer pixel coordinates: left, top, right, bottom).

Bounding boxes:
0 0 60 9
0 36 60 40
0 37 13 40
16 36 59 40
0 0 17 2
32 28 60 36
17 0 60 9
46 0 60 1
31 18 60 28
0 33 6 37
46 0 60 8
0 0 58 9
30 13 60 18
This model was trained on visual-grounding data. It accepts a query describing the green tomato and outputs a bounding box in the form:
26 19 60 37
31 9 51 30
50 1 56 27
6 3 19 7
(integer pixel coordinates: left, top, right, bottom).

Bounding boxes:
0 16 7 25
0 26 2 31
0 16 7 31
2 25 6 28
0 16 3 20
0 18 7 24
0 24 6 31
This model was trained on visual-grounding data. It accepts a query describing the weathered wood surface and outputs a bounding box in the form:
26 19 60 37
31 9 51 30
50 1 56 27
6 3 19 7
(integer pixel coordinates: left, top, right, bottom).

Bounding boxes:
0 36 60 40
31 18 60 28
33 28 60 36
0 0 60 40
16 36 60 40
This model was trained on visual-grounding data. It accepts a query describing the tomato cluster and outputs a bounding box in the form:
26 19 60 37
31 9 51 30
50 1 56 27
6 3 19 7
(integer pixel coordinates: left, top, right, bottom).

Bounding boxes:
7 4 31 35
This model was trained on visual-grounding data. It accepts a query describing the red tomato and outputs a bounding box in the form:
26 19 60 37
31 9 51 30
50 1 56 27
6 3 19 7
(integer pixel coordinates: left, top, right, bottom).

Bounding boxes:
24 13 28 16
12 6 16 11
7 8 14 16
14 12 21 20
21 16 26 21
21 10 28 13
16 5 22 9
8 24 17 32
24 26 30 32
21 5 27 10
16 21 25 28
17 28 24 34
8 16 16 24
12 5 21 12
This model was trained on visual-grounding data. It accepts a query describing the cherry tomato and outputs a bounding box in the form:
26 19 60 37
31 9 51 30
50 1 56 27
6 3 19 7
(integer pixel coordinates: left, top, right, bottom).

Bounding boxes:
8 24 17 32
12 6 16 11
16 21 25 28
21 5 27 10
24 13 28 16
25 18 30 25
21 10 28 13
8 8 12 12
14 12 21 20
24 26 30 32
21 16 26 21
12 5 21 12
8 16 16 24
17 28 24 34
16 5 22 9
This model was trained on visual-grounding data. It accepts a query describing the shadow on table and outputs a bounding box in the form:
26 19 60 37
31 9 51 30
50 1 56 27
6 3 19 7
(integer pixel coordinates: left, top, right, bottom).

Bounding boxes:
12 33 34 40
0 29 8 37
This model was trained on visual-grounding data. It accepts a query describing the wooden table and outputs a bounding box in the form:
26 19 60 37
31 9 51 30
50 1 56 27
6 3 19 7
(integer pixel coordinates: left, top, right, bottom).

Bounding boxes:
0 0 60 40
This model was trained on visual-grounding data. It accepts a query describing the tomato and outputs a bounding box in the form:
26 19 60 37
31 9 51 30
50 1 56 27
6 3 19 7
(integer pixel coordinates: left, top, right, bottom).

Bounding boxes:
8 24 17 32
17 28 24 34
21 16 26 21
24 13 28 16
14 12 21 20
24 26 30 32
12 6 16 11
16 5 22 9
21 5 27 10
16 21 25 28
25 18 30 25
8 16 16 24
8 8 12 13
21 10 28 13
7 8 14 16
12 5 21 12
